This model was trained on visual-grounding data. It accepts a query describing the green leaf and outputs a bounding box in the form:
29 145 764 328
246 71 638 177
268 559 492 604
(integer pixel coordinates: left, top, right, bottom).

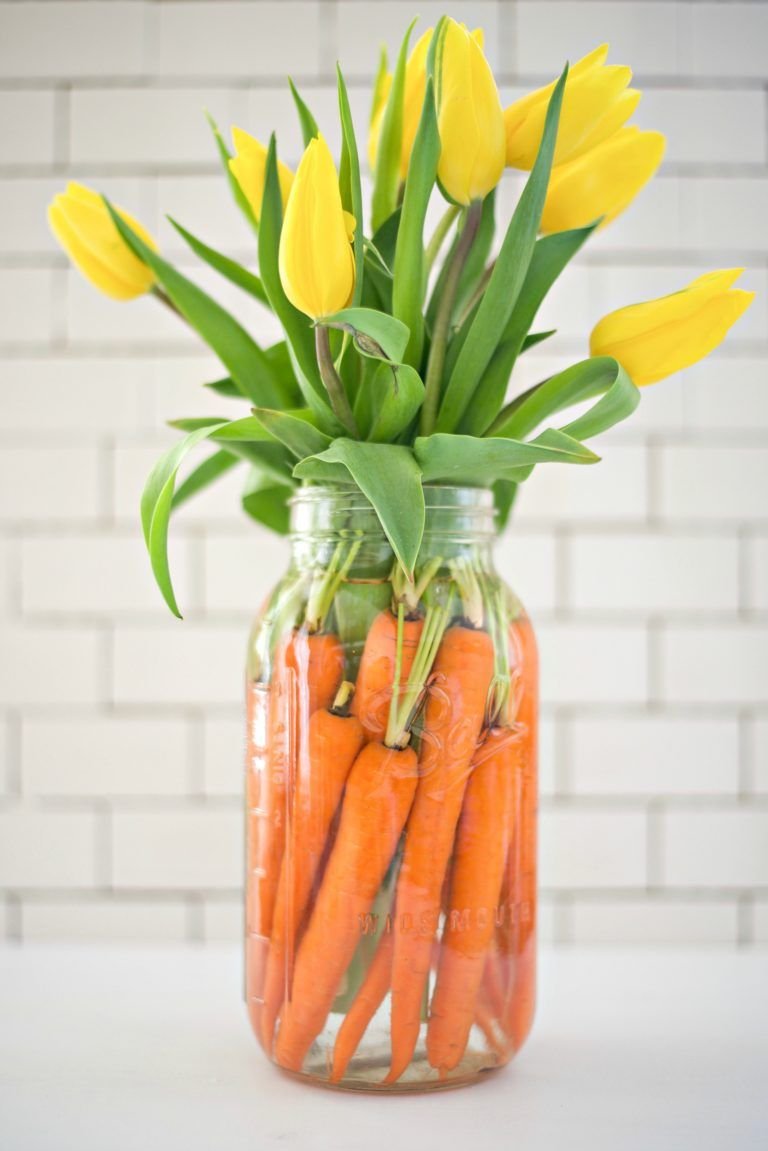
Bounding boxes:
294 440 425 576
371 206 401 270
491 356 640 442
105 202 286 411
354 361 425 442
141 424 227 616
203 377 241 399
204 110 257 231
521 329 556 353
288 77 319 146
242 469 293 535
169 416 240 433
392 75 440 368
322 307 410 363
436 65 568 433
371 19 415 233
168 218 269 307
414 429 599 484
362 209 402 313
337 65 365 310
492 479 519 533
251 407 332 460
502 226 595 352
370 44 389 127
141 424 293 615
460 227 595 437
172 448 240 511
258 136 338 431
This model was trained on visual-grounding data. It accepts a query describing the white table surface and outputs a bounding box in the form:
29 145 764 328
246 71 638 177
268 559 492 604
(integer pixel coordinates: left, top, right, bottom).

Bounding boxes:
0 945 766 1150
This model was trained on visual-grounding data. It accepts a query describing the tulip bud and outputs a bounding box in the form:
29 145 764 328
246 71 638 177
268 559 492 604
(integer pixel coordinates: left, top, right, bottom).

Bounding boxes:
541 126 666 234
590 269 754 386
505 44 638 171
229 127 293 223
368 28 432 179
278 134 356 320
437 19 506 205
48 182 155 300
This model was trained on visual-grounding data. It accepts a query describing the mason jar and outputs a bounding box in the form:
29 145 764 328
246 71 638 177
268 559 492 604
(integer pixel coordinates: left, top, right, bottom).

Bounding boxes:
244 485 537 1091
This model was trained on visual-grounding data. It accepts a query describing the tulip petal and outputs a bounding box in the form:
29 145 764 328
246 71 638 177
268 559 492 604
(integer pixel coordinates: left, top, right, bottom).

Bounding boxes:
279 134 356 319
541 127 666 234
592 268 746 340
49 201 142 300
437 19 505 205
49 186 155 299
562 86 641 163
229 127 293 222
505 43 634 170
590 270 755 386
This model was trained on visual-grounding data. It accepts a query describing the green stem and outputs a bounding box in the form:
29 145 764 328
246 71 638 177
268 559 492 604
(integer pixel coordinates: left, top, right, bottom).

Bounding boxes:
305 537 362 633
424 204 460 277
387 602 451 747
450 555 484 629
152 286 184 321
453 259 495 332
391 554 443 614
486 584 511 727
315 324 360 437
420 200 483 436
331 680 356 716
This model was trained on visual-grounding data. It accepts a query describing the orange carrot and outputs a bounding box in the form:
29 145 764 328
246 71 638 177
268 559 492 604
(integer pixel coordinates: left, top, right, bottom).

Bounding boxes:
386 624 495 1083
501 613 538 1050
274 740 418 1073
288 628 346 716
330 927 394 1083
260 685 365 1053
247 628 344 1036
351 610 424 742
426 725 520 1073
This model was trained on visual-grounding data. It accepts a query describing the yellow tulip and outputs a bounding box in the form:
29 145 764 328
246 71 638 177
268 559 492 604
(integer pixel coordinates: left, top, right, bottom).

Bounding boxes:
590 270 755 386
278 134 356 320
48 182 155 300
541 126 666 234
505 44 638 171
437 19 506 205
368 28 432 179
229 126 293 222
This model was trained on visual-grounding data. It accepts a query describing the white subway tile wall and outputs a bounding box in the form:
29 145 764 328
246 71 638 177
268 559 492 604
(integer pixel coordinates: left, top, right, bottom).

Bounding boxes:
0 0 766 947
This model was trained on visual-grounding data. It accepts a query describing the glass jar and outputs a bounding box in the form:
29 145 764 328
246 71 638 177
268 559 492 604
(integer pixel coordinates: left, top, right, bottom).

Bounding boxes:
244 485 538 1092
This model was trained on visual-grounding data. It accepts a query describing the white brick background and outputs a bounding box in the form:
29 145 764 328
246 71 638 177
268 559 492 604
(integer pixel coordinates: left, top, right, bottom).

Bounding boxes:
0 0 766 948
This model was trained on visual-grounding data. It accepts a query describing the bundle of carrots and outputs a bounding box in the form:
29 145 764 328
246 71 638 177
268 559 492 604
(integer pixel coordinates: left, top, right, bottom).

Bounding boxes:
246 549 538 1085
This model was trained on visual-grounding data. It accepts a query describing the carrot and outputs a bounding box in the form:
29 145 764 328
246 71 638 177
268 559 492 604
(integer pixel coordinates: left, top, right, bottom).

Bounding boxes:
260 684 365 1053
351 610 424 742
426 724 519 1072
249 629 344 940
499 612 538 1050
274 740 419 1073
386 623 495 1083
287 628 345 716
330 926 394 1083
247 626 345 1039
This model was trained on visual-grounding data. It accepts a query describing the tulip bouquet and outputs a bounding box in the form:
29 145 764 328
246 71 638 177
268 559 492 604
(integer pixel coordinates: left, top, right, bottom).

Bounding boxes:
49 18 752 611
49 15 755 1090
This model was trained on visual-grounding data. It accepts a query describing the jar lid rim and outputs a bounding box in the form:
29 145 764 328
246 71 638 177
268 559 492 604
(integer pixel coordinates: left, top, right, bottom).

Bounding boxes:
290 482 495 509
